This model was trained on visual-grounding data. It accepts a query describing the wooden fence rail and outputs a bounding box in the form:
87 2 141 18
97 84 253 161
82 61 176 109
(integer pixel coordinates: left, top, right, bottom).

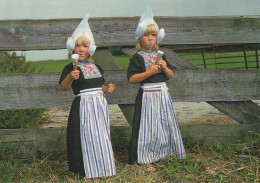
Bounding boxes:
0 16 260 51
1 69 260 110
1 124 259 159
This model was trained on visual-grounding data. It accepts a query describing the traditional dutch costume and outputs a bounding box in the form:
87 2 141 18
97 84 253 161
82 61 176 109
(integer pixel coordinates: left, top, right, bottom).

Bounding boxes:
60 15 116 178
127 6 186 164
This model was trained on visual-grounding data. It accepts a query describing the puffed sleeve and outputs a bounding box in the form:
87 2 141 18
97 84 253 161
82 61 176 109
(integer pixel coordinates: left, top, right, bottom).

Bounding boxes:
127 53 143 80
163 54 174 71
59 63 73 84
96 64 105 84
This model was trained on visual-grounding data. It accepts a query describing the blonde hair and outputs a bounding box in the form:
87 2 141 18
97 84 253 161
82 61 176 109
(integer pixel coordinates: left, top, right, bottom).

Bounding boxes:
74 36 94 63
135 24 159 51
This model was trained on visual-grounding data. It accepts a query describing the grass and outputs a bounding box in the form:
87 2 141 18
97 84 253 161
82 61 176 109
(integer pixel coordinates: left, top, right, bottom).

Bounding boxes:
28 56 130 73
28 59 71 73
0 131 259 182
28 50 259 72
179 50 260 70
113 56 130 70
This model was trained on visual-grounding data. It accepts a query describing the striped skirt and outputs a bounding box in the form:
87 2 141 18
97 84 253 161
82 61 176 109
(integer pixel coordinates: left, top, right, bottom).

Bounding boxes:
137 83 186 164
79 88 116 178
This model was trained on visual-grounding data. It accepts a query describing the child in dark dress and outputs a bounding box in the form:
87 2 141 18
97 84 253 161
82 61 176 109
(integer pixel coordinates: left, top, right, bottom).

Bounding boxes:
59 15 116 179
127 6 186 172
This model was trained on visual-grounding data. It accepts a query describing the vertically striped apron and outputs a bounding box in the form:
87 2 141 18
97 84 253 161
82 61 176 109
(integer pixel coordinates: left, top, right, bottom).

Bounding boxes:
77 88 116 178
137 83 186 164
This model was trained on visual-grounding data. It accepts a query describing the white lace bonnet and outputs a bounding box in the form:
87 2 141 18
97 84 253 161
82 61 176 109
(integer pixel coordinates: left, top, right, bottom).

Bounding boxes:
66 15 97 56
135 6 165 43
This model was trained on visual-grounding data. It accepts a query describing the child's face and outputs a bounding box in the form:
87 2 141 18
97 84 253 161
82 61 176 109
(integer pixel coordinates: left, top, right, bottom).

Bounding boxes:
74 42 90 62
140 31 157 51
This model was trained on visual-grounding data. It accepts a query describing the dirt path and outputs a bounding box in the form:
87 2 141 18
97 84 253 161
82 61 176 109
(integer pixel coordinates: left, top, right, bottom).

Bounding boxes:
41 100 260 128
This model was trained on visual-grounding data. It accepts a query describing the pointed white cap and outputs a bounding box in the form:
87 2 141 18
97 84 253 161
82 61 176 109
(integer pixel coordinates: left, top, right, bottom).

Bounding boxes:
135 6 165 43
66 15 97 56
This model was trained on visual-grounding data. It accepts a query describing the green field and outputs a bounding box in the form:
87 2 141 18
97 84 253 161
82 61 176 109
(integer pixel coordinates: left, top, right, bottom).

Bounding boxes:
179 50 259 70
28 55 130 72
28 59 71 73
29 51 259 72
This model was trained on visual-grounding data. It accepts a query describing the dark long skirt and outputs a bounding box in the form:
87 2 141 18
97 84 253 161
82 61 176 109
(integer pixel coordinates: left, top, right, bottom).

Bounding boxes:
129 88 143 164
67 97 85 176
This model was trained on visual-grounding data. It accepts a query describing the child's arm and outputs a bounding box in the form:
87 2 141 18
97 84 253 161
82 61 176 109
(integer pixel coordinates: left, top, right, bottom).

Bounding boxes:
60 70 80 91
158 60 174 79
128 63 159 84
102 82 115 93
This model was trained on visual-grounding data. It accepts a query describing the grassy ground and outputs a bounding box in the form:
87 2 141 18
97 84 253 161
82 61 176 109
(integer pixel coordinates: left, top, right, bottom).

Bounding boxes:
0 131 259 182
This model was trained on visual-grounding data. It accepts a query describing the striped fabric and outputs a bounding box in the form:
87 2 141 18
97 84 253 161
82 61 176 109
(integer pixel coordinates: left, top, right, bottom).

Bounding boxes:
138 83 186 164
79 88 116 178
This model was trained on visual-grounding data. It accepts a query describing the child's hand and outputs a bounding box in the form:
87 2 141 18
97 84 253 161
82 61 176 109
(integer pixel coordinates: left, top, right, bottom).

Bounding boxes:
158 60 167 70
106 82 115 93
69 70 80 80
149 63 159 74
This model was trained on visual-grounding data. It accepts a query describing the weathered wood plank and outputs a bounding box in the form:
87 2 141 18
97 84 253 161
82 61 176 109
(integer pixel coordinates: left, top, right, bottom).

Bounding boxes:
160 47 199 69
0 69 260 110
0 128 66 159
0 72 73 110
118 104 135 126
208 101 260 124
0 16 259 51
1 124 258 159
180 123 260 144
0 127 132 159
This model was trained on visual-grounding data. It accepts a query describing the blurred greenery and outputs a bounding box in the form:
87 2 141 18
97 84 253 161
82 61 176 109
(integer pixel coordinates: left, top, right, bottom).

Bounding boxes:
28 59 71 73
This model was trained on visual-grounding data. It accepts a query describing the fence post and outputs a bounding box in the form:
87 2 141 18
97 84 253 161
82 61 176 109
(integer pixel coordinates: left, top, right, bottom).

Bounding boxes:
201 48 207 69
213 47 217 69
256 44 259 69
243 45 248 70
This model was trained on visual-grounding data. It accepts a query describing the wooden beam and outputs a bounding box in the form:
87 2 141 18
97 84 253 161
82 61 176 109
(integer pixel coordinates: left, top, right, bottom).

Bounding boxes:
180 123 260 144
0 127 132 159
92 48 119 70
208 101 260 124
1 123 258 159
0 16 259 51
0 69 260 110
